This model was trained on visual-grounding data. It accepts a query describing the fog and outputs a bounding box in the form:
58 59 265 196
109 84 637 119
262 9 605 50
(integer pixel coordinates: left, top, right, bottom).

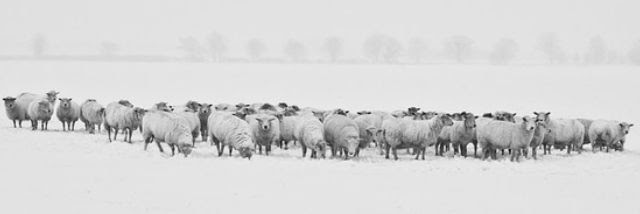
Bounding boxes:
1 0 639 62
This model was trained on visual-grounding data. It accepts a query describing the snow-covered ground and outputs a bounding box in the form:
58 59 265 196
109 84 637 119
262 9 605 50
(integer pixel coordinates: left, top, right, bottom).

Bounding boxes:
1 61 639 213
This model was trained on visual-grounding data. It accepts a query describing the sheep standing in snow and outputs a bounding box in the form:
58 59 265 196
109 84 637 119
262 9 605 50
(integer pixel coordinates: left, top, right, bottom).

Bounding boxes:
323 114 361 159
588 120 633 152
279 115 300 149
437 112 477 157
56 98 80 131
295 114 327 158
197 103 213 142
15 91 59 122
27 99 54 130
477 116 537 162
379 113 453 160
353 113 385 157
208 112 254 159
173 110 201 146
79 99 105 134
246 113 280 155
529 122 550 160
533 112 585 155
142 111 194 157
104 102 146 143
3 97 23 128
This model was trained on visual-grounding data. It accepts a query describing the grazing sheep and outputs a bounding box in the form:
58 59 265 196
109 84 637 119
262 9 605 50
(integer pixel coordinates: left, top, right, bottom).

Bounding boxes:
353 113 385 156
27 99 54 130
173 111 201 146
437 112 477 157
142 111 194 157
104 102 146 143
533 112 585 155
79 99 105 134
151 102 173 112
588 120 633 152
208 112 254 159
246 113 280 155
295 114 327 158
15 91 59 122
477 116 537 162
323 114 360 159
3 97 23 128
56 98 80 131
279 115 300 149
197 103 213 142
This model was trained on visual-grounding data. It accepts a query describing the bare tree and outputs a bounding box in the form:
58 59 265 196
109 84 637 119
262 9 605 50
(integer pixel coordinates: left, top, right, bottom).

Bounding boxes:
205 31 228 62
407 37 428 64
284 39 306 62
32 33 47 57
629 40 640 65
584 36 606 64
363 34 403 63
444 35 474 63
489 38 518 65
246 38 267 61
100 41 119 57
178 37 206 61
323 37 343 63
537 33 565 64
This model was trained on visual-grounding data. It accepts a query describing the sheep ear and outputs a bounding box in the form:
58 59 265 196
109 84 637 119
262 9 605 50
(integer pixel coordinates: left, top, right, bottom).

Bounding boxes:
475 115 479 119
58 98 63 101
512 113 517 116
68 98 72 101
533 112 538 115
630 124 634 127
545 112 551 116
207 104 213 108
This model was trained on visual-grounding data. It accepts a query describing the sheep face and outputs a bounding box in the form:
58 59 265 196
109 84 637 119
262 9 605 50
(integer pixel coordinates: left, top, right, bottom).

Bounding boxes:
463 113 477 128
154 102 172 112
58 98 72 109
407 107 421 116
314 140 327 158
45 91 59 103
239 147 253 159
345 133 360 155
177 133 194 157
37 101 53 115
133 107 146 120
3 97 16 109
256 117 276 131
619 122 633 135
198 103 212 115
185 101 201 112
312 111 325 122
495 111 516 122
521 116 537 131
277 102 288 109
533 112 551 123
439 114 455 126
333 108 349 116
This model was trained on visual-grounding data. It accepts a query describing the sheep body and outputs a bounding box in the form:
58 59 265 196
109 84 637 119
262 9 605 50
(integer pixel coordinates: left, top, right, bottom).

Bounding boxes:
174 111 201 145
477 116 537 161
353 113 385 156
104 102 145 143
208 112 254 159
534 112 585 154
246 113 280 155
437 113 476 157
79 99 105 134
279 115 300 149
15 91 59 121
56 98 80 131
3 97 23 128
588 120 633 152
142 111 194 157
27 98 54 130
323 114 360 159
295 114 327 158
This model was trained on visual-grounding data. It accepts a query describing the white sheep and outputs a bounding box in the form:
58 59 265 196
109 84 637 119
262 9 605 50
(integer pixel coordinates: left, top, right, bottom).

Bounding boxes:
577 118 594 148
56 98 80 131
437 113 478 157
353 113 385 156
3 97 24 128
246 113 280 155
142 110 194 157
588 120 633 152
79 99 105 134
295 114 327 158
279 115 300 149
173 111 201 146
533 112 585 154
15 91 59 122
323 114 360 159
27 98 54 131
104 102 146 143
476 116 537 162
378 113 454 160
208 112 254 159
529 122 550 160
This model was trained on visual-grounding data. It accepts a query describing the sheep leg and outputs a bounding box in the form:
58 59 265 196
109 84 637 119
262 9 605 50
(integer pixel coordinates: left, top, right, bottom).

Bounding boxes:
453 143 459 155
128 128 133 144
106 126 112 142
67 122 71 131
421 147 426 160
258 145 262 154
228 146 233 156
218 144 225 156
392 147 398 160
170 144 175 156
18 120 22 128
461 145 468 157
72 121 75 131
414 146 420 160
12 120 16 128
302 145 307 157
385 144 391 159
113 128 119 142
267 144 271 156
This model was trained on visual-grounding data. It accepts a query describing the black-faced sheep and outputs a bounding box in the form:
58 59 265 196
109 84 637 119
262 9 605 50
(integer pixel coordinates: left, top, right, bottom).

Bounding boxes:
142 111 194 157
588 120 633 152
79 99 105 134
208 112 254 159
56 98 80 131
27 99 54 130
104 102 146 143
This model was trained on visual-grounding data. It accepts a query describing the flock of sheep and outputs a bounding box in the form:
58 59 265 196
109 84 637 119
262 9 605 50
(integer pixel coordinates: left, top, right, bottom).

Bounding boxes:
2 90 634 161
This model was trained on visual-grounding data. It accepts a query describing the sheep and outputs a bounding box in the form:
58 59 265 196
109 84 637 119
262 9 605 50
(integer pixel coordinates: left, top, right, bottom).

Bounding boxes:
104 102 146 143
150 102 173 112
79 99 105 134
577 118 594 148
476 116 537 162
588 120 633 152
529 122 551 160
378 113 454 160
323 114 360 159
295 114 327 158
15 91 59 122
197 103 213 142
436 112 478 157
3 97 23 128
142 111 194 157
173 111 201 146
56 98 80 131
353 113 385 156
246 113 280 155
279 115 300 149
27 99 54 130
208 112 254 159
533 112 585 155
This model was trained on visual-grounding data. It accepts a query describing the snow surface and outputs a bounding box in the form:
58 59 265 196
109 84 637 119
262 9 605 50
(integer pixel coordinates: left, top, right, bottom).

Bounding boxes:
1 61 639 213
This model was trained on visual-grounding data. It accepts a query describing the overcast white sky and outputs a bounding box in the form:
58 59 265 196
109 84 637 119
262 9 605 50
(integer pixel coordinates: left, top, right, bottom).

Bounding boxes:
1 0 638 57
